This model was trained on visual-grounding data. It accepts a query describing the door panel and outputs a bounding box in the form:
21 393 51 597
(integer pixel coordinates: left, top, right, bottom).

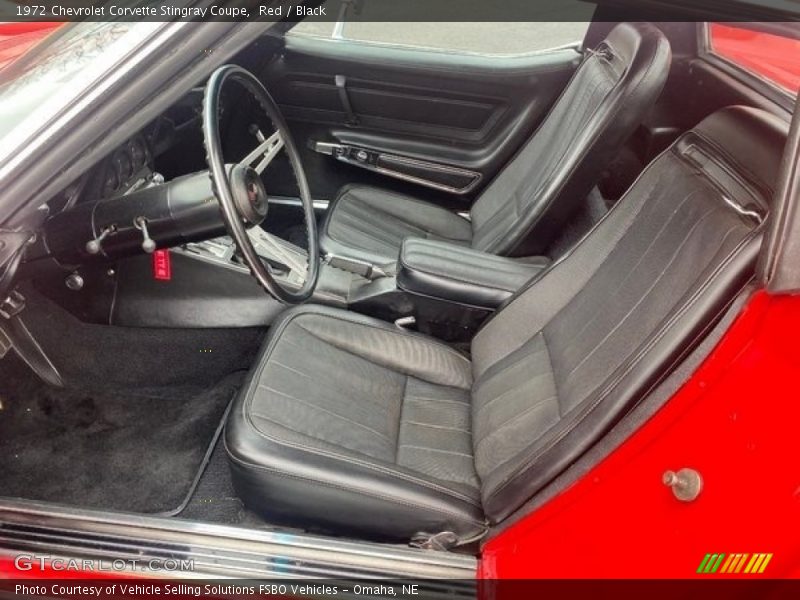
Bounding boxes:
258 35 582 206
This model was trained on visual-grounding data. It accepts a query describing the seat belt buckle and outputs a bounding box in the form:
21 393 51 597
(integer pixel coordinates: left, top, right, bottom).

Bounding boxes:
409 531 459 551
324 253 386 280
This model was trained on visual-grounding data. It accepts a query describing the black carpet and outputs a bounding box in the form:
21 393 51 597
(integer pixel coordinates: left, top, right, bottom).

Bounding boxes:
20 285 264 392
177 439 248 524
0 354 244 514
178 440 305 533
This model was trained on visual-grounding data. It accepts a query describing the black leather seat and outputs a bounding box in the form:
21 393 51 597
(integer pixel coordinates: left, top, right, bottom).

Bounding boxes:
319 23 672 267
226 106 787 543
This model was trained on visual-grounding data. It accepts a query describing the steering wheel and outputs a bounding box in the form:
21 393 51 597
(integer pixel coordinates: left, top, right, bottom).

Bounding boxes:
202 65 320 304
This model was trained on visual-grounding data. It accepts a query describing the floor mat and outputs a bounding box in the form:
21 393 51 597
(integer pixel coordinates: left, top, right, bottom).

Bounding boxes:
0 354 244 515
177 439 248 525
178 440 304 532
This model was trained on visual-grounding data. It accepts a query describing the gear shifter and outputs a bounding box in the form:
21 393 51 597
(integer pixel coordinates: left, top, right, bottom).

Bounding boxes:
134 216 157 254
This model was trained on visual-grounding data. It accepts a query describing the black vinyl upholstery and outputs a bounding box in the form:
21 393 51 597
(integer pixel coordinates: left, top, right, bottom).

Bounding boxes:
397 238 551 310
225 305 485 540
319 23 672 266
321 184 472 267
226 106 788 541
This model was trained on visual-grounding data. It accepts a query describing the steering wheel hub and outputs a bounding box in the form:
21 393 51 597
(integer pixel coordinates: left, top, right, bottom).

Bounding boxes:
229 164 268 226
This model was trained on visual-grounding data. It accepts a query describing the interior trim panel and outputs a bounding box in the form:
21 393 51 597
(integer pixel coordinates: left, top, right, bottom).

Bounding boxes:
260 36 582 200
312 141 482 194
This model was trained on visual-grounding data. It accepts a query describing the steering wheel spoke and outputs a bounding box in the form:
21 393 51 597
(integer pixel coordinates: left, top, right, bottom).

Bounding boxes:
203 65 320 304
244 127 285 174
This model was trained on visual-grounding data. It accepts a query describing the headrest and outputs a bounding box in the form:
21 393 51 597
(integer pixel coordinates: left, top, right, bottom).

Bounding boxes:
685 106 789 205
604 22 671 69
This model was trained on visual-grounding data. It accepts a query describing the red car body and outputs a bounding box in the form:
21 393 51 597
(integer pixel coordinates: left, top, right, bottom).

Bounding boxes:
710 23 800 93
482 290 800 578
0 22 60 70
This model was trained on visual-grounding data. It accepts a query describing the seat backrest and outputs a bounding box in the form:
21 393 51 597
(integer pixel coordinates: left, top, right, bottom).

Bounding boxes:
469 106 788 523
469 22 672 256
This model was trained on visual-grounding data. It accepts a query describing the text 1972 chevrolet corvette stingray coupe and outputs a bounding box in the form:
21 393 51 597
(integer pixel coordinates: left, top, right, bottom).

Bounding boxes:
0 0 799 592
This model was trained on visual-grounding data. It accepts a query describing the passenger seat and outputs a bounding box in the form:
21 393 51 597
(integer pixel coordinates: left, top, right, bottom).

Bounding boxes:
319 22 672 269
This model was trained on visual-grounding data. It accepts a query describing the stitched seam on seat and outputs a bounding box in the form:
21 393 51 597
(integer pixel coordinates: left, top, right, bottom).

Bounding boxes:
474 369 553 418
340 202 423 241
395 374 408 463
227 451 486 527
541 330 562 418
486 229 760 504
292 312 472 365
473 343 549 392
475 67 614 252
254 386 392 443
334 211 408 248
692 129 776 198
562 204 722 382
327 187 468 246
474 395 557 459
405 395 470 407
398 376 479 488
485 40 664 255
249 411 388 463
398 445 473 458
271 359 314 380
403 421 470 434
293 321 469 390
240 310 480 506
349 196 431 236
277 336 406 412
556 189 706 350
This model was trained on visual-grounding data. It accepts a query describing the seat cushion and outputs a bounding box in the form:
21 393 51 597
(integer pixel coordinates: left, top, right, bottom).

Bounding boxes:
225 305 486 541
319 184 473 266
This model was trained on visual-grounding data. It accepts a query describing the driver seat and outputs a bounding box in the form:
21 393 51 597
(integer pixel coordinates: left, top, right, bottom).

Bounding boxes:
225 107 786 543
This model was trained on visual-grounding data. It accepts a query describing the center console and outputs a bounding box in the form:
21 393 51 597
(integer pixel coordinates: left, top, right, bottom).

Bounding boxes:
45 218 548 337
104 231 552 339
395 238 550 340
108 228 411 329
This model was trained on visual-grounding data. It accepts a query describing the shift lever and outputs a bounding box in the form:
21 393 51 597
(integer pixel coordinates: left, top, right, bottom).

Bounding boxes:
134 216 157 254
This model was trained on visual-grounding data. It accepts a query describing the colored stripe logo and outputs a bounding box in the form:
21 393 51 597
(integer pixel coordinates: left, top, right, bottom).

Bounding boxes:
697 553 772 574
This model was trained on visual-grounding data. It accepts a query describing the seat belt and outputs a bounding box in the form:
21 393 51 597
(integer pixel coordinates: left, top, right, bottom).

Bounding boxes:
410 531 460 551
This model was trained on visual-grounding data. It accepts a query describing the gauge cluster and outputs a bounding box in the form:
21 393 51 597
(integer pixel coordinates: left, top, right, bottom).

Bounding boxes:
45 133 156 218
98 135 153 198
99 135 152 198
48 89 205 211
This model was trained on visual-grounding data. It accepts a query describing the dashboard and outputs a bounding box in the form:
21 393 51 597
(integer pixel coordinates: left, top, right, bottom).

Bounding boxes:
47 88 205 216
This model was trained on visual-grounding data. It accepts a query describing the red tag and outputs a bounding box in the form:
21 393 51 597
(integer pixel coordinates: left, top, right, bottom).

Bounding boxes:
152 249 172 281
